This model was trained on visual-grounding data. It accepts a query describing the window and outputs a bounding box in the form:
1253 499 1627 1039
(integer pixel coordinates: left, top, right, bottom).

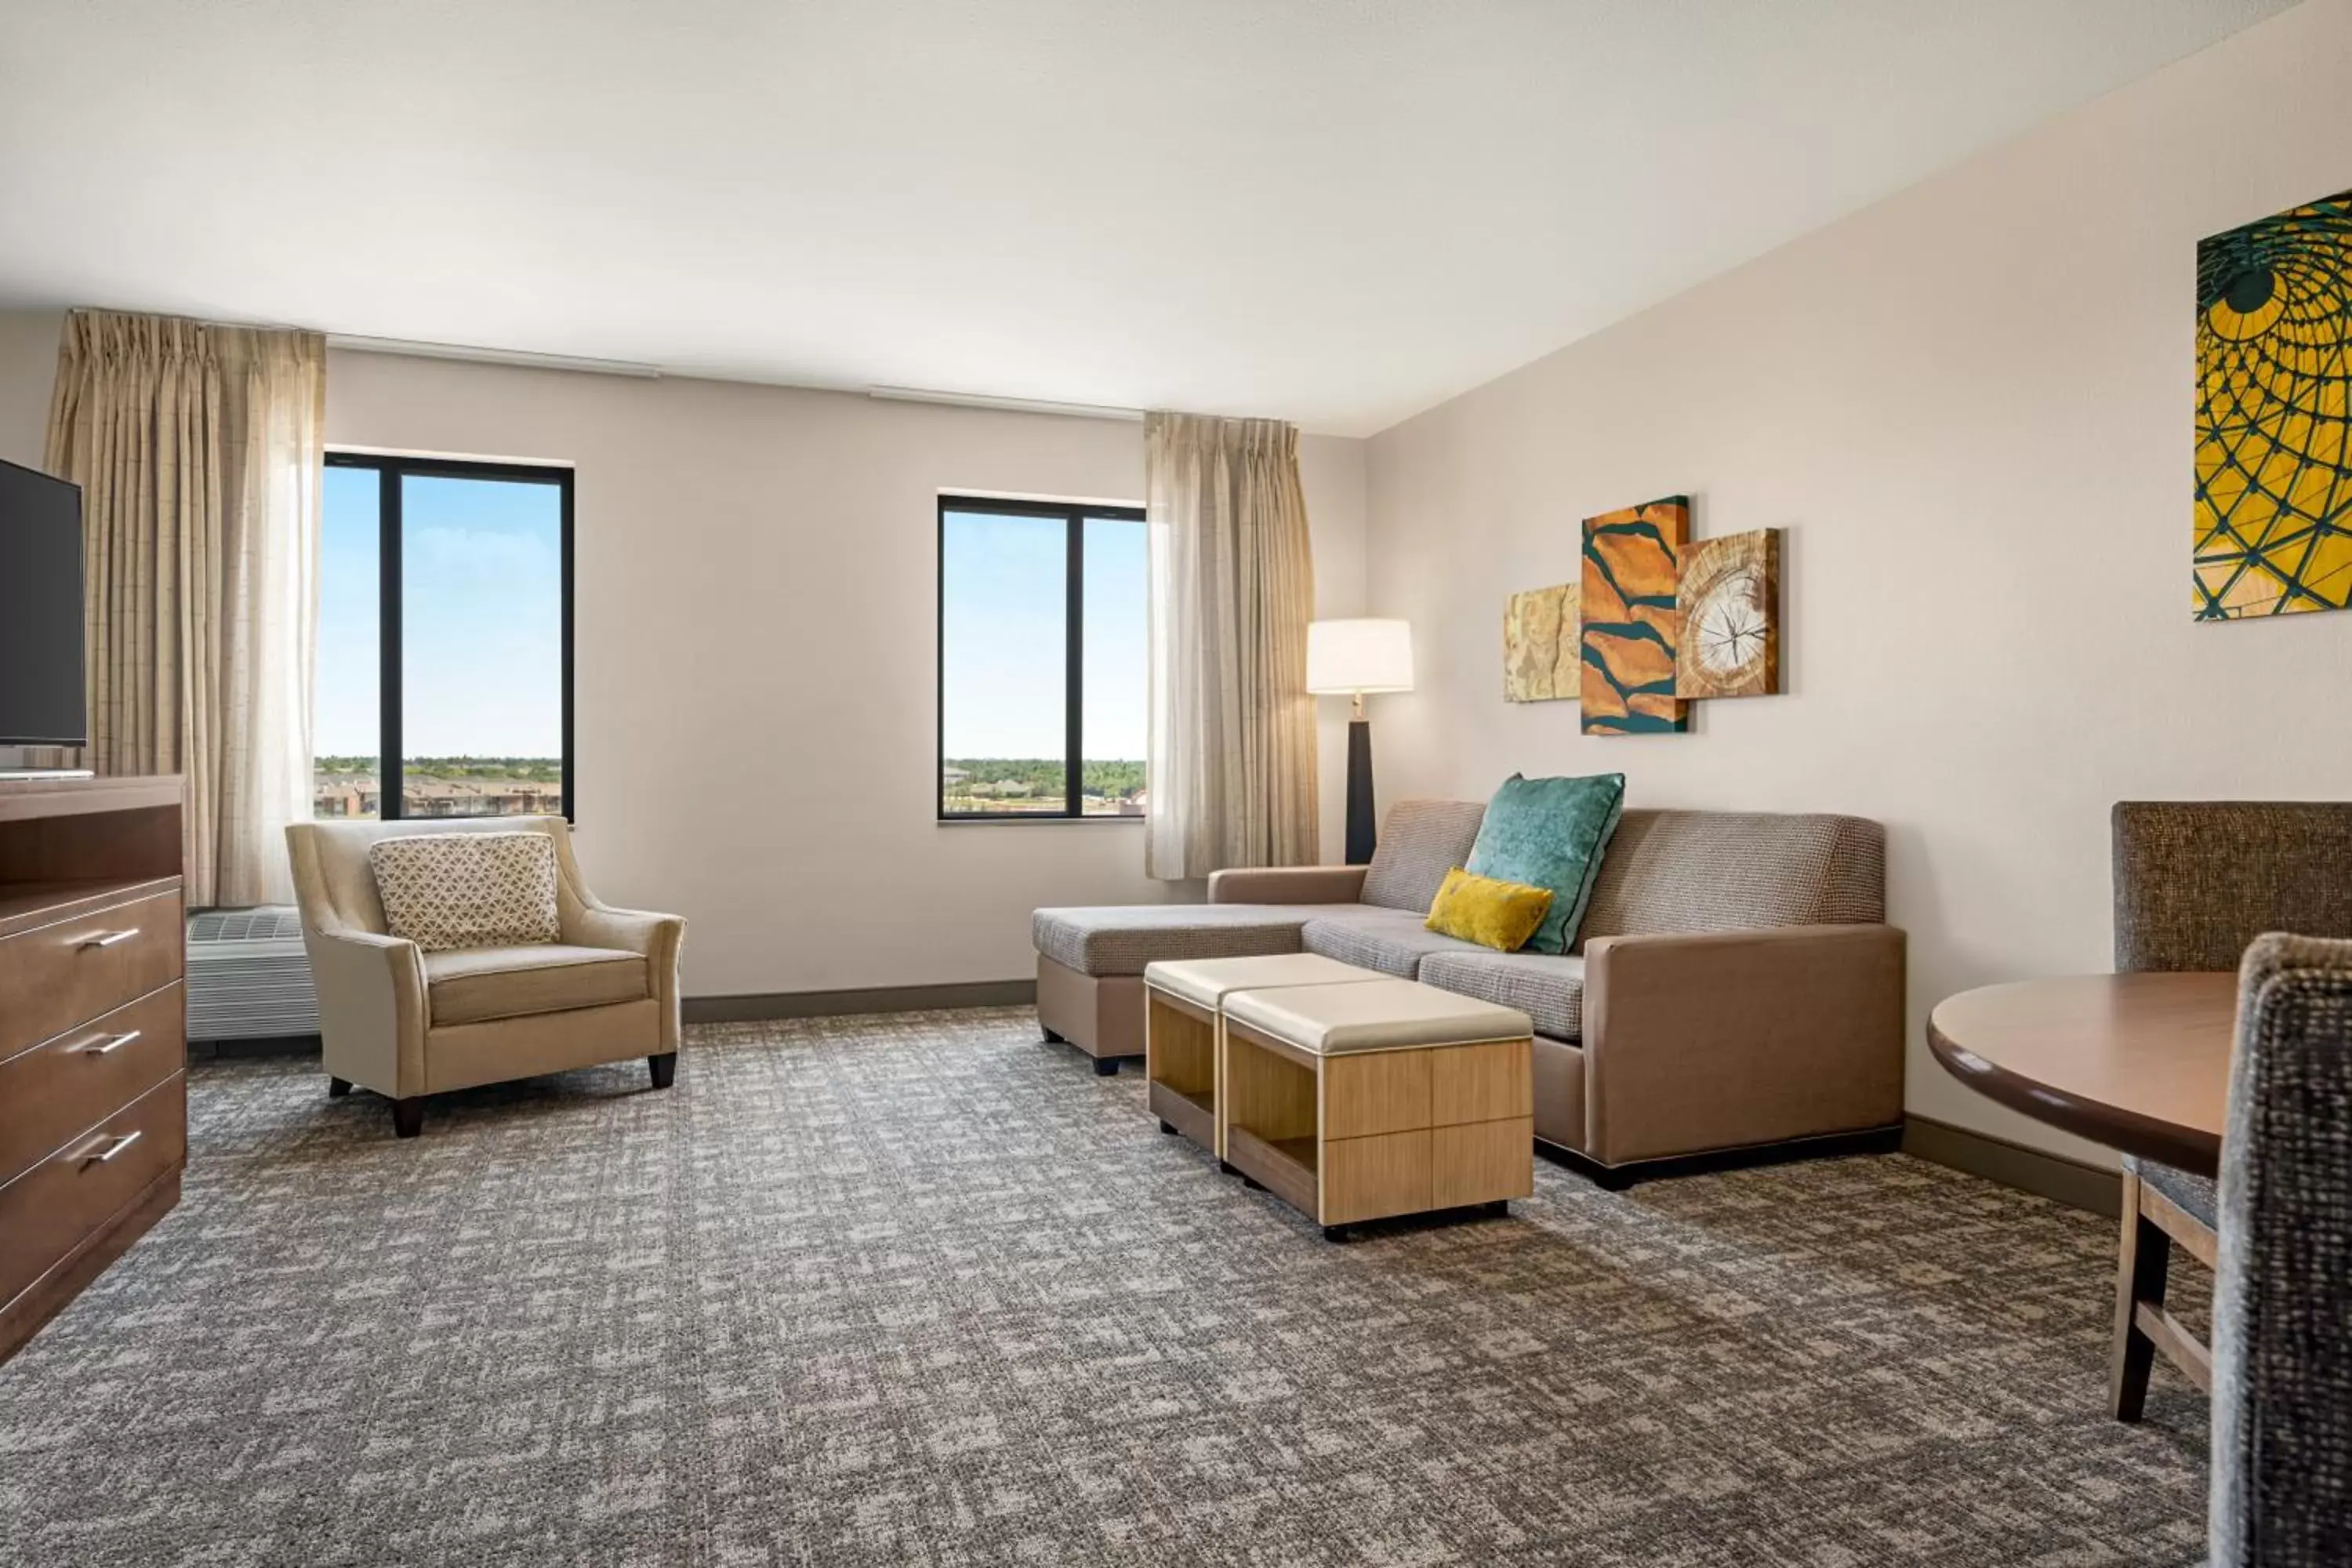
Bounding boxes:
938 495 1146 820
317 453 573 821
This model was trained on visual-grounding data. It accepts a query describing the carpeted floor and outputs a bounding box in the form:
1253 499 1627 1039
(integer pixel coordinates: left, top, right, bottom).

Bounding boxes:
0 1008 2209 1567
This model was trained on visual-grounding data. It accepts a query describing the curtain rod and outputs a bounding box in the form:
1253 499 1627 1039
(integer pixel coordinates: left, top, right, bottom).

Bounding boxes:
325 334 663 379
866 385 1145 422
322 336 1148 422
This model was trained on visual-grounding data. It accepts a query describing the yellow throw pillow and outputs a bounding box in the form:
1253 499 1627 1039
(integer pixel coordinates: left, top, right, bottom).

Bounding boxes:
1423 866 1555 953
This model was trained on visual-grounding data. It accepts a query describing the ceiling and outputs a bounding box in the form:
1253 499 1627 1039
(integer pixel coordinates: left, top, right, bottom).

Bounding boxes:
0 0 2294 435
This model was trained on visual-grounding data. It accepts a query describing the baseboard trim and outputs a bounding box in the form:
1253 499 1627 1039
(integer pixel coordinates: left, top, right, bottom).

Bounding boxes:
187 989 1044 1047
1902 1114 2121 1218
684 979 1037 1024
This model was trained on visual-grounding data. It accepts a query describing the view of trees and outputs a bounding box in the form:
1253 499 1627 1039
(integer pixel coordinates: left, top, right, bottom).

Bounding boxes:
1080 760 1145 800
942 758 1144 812
313 756 565 818
315 756 561 782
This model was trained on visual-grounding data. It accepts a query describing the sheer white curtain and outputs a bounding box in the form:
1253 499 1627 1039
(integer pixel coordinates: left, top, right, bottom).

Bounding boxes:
46 310 324 906
1144 412 1319 880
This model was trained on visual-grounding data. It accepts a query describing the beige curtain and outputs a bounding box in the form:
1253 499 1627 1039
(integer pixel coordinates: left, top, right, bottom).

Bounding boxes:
46 310 325 907
1144 412 1319 879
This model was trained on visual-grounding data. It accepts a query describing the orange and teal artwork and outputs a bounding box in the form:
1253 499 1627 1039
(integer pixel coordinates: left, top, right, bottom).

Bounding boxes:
1580 495 1688 734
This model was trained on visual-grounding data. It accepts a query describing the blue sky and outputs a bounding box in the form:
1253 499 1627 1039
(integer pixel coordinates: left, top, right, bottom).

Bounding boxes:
941 510 1146 760
317 466 564 758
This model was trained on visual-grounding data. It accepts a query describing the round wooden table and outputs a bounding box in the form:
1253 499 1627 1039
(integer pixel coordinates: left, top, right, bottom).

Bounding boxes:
1926 973 2234 1178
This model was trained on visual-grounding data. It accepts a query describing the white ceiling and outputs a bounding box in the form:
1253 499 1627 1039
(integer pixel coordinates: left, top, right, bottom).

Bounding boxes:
0 0 2294 435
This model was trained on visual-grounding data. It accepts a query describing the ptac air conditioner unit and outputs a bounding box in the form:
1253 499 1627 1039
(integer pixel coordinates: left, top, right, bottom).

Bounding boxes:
185 906 320 1042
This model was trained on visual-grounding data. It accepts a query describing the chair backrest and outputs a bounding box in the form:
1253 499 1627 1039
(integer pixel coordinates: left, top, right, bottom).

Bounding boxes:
2209 932 2352 1567
1577 809 1886 942
1360 799 1487 912
2113 803 2352 972
284 815 579 936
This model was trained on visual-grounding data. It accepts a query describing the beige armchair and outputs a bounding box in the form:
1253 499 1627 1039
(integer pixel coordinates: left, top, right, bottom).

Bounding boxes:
284 815 685 1138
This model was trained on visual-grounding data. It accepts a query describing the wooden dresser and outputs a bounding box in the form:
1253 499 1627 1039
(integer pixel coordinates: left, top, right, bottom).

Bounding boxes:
0 775 187 1364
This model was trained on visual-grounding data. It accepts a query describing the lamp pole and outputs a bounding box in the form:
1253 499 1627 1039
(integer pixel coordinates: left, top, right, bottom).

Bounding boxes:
1345 688 1375 866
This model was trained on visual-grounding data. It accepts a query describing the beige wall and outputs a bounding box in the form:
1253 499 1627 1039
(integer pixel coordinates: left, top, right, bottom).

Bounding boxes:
0 313 58 469
0 314 1368 997
1363 0 2352 1162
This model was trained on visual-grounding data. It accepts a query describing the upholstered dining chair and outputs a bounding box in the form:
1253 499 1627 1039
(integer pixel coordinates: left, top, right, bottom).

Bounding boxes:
2109 801 2352 1421
2207 933 2352 1567
285 815 685 1138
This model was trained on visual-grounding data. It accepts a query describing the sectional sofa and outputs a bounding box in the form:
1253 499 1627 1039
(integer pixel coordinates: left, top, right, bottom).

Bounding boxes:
1033 799 1906 1185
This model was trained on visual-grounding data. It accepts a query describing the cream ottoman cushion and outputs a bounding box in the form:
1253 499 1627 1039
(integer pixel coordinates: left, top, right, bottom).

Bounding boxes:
1143 953 1380 1010
1223 978 1532 1055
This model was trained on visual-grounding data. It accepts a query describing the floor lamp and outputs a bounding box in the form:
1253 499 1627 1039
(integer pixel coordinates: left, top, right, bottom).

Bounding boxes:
1305 619 1415 866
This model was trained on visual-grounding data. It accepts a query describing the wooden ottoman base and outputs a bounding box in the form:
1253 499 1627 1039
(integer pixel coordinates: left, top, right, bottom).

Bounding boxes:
1221 1017 1534 1234
1144 987 1219 1153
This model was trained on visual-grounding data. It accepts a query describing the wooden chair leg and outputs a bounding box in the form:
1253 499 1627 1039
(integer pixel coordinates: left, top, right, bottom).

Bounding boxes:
2109 1171 2168 1421
648 1051 677 1090
391 1098 424 1139
328 1076 351 1098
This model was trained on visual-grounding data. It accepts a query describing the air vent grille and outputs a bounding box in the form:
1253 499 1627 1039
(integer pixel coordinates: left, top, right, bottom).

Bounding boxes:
186 905 320 1040
189 907 307 944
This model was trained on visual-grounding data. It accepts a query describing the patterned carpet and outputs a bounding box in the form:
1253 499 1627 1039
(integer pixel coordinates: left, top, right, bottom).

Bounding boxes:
0 1009 2209 1567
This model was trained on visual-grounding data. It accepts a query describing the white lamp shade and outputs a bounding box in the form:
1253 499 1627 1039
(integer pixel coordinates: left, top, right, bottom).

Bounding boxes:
1305 619 1414 695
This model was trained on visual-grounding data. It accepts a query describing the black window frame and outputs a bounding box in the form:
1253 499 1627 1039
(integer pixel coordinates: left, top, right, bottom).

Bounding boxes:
936 493 1147 823
324 450 576 824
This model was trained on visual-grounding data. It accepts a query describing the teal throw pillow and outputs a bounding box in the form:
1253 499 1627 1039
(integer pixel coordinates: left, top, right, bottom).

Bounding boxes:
1463 773 1625 955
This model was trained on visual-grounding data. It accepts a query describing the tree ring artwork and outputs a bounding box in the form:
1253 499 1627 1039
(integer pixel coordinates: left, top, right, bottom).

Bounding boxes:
1675 528 1780 699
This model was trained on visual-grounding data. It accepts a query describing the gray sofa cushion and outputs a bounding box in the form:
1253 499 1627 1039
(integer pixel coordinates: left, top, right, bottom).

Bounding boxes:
1577 809 1886 943
1300 908 1490 978
1033 904 1344 978
1417 949 1587 1041
1360 799 1487 914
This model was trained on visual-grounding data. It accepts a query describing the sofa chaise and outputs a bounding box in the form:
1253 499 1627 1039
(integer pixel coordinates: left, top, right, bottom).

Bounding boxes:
1033 799 1905 1185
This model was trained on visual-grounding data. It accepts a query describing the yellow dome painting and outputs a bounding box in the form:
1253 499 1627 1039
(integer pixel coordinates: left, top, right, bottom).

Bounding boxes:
2195 187 2352 619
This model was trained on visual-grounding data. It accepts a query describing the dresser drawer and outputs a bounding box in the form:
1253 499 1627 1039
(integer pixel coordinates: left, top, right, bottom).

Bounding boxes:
0 982 185 1189
0 1073 184 1311
0 889 183 1061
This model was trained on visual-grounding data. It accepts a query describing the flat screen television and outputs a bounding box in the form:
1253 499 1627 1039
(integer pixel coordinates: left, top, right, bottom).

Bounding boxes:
0 457 88 747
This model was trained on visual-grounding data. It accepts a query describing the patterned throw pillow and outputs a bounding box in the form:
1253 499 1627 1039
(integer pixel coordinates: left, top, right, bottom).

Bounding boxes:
368 832 562 953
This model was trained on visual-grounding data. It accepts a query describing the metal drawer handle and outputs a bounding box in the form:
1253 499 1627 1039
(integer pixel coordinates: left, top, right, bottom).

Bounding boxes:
74 1131 142 1168
79 1030 142 1057
74 928 140 950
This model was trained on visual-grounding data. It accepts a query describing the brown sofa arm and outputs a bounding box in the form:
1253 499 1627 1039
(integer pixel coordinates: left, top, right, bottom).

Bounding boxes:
1582 924 1905 1166
1208 865 1370 905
